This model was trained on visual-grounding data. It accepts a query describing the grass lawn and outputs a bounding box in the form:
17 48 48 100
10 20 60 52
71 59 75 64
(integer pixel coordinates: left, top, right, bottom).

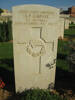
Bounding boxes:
56 40 70 71
0 42 13 71
69 23 75 26
57 40 70 55
0 42 13 59
57 27 75 71
56 59 69 71
64 29 75 38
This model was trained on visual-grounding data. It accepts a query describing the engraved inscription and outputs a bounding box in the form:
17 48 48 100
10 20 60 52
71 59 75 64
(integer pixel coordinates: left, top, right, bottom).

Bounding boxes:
15 11 57 25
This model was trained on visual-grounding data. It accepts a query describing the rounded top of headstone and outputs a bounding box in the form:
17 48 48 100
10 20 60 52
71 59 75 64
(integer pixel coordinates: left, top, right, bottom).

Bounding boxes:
12 4 59 12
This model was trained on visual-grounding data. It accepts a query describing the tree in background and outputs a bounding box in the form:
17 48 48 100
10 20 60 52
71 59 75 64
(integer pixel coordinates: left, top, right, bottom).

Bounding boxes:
7 21 12 41
0 8 3 15
0 21 12 42
0 23 2 41
1 22 7 42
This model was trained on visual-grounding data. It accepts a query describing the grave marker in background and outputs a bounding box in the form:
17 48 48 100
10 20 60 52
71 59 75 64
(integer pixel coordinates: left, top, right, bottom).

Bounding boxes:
65 19 69 29
58 18 64 39
12 5 61 92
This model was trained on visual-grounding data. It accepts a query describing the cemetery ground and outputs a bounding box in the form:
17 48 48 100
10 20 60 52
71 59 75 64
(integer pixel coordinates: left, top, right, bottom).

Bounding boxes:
0 28 75 100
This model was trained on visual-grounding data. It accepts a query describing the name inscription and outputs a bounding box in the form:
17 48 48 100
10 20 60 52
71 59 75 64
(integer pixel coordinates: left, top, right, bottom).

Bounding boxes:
15 11 57 25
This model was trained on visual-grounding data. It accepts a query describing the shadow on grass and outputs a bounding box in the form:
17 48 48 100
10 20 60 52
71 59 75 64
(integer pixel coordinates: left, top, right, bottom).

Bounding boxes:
57 53 67 60
0 59 14 68
55 67 75 92
0 59 15 92
65 34 75 38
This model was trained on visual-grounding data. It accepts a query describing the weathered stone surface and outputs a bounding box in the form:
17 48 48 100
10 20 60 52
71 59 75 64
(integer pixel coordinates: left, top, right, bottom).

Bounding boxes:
12 5 61 92
65 19 69 29
58 18 64 39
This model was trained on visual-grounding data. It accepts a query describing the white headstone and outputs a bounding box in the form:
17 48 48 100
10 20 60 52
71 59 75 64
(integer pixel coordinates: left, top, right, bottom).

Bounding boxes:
58 18 64 39
12 5 60 92
65 19 69 29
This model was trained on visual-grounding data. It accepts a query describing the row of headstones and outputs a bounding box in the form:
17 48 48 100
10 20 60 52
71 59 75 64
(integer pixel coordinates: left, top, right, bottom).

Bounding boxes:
12 5 65 92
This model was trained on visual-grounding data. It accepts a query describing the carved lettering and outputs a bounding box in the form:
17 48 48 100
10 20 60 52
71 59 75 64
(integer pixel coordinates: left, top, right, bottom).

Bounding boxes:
15 11 57 25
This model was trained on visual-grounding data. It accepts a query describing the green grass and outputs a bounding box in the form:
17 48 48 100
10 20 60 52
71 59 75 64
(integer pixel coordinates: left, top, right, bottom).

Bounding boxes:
56 59 69 71
0 42 13 59
64 29 75 37
0 62 13 71
57 40 70 55
69 23 75 26
57 40 71 71
0 42 13 71
7 89 67 100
